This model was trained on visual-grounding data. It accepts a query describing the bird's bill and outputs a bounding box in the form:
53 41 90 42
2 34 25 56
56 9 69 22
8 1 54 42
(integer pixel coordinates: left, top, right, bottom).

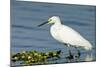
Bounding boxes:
38 21 48 27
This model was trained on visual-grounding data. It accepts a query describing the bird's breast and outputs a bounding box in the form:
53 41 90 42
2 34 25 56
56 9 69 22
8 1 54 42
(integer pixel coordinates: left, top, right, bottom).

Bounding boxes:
50 25 64 43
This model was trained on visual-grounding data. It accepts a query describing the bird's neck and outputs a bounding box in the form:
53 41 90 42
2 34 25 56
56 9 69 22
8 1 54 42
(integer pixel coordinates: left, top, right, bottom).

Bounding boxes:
51 20 62 30
54 19 62 26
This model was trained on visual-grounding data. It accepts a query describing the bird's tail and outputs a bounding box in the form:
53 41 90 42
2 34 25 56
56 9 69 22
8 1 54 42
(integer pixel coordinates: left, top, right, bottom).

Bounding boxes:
83 41 93 51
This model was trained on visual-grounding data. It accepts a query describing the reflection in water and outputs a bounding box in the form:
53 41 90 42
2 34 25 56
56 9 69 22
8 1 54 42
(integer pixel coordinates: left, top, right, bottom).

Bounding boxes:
84 53 93 61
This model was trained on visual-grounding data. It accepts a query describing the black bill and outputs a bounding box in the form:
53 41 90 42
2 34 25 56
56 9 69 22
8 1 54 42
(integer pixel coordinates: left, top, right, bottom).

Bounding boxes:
38 21 48 27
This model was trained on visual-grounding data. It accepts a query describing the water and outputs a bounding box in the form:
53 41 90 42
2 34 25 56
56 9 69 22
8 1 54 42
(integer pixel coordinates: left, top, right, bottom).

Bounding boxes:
11 0 96 66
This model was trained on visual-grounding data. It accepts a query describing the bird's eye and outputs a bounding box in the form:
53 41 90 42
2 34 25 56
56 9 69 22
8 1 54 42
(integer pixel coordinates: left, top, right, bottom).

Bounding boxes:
48 19 52 22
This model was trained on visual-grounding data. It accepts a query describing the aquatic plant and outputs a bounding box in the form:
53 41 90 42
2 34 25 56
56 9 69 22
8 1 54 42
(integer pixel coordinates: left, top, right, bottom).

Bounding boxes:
11 50 61 65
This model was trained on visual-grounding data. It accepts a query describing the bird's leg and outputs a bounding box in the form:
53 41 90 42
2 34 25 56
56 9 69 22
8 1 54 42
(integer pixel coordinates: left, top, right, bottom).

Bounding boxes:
64 43 74 62
74 47 81 61
64 43 71 53
66 50 74 62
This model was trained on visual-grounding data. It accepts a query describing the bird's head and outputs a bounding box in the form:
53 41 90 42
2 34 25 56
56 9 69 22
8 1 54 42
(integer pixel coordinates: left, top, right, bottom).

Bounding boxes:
48 16 60 24
38 16 61 27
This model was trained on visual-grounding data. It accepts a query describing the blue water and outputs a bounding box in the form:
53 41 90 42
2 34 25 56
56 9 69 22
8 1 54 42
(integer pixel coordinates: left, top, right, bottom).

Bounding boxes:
11 0 96 66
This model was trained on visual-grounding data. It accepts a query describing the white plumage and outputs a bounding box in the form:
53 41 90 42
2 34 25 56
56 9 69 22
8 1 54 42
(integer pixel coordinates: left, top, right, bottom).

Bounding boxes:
38 16 93 51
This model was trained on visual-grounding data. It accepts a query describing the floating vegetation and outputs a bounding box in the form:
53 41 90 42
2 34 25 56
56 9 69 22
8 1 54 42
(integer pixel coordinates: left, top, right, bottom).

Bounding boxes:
11 49 94 66
11 50 61 65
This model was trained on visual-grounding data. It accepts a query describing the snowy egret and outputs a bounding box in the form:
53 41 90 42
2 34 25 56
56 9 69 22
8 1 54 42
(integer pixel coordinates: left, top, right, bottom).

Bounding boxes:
38 16 92 54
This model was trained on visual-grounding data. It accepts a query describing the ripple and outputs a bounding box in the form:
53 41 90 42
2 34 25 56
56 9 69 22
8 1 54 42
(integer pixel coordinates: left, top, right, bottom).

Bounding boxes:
12 24 47 31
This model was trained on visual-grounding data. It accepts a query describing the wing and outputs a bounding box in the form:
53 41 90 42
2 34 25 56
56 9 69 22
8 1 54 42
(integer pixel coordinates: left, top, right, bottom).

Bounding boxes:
59 25 89 46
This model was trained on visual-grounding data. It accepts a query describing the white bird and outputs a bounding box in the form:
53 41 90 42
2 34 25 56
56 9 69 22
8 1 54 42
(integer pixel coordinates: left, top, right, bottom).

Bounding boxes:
38 16 92 52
